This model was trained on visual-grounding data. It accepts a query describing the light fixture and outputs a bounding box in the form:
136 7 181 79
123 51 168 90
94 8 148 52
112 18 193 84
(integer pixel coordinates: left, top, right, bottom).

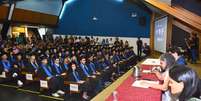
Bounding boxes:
131 12 137 18
115 0 124 3
59 0 76 19
92 16 98 21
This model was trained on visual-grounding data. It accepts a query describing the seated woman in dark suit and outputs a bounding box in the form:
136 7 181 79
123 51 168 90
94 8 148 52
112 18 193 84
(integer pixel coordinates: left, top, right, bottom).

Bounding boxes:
169 65 201 101
13 53 26 86
38 56 65 97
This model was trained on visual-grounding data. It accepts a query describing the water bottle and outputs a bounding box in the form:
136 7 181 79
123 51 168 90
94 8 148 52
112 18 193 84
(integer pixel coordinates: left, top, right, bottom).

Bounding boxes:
133 66 140 80
112 91 118 101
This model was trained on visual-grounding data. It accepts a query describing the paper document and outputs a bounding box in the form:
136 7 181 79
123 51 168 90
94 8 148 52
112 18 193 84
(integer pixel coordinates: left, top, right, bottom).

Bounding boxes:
132 80 159 88
141 58 160 65
142 70 152 73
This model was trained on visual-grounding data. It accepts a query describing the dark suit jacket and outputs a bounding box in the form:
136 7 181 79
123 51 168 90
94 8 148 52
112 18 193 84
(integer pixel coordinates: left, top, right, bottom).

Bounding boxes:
38 64 55 78
0 61 4 73
26 62 39 73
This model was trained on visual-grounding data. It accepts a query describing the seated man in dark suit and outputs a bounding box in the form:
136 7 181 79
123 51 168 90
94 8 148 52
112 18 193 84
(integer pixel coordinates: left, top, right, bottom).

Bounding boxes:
0 52 13 73
13 53 26 86
0 51 22 86
68 62 91 100
79 56 101 95
26 53 40 74
38 56 65 97
142 43 151 57
52 56 67 76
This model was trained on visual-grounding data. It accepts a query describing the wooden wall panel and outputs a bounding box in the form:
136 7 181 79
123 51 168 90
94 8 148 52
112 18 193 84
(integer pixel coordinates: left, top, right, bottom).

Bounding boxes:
12 8 58 26
0 6 9 22
145 0 201 32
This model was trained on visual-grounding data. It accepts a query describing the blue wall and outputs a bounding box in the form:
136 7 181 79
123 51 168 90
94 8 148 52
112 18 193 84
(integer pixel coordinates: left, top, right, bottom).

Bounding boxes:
56 0 151 38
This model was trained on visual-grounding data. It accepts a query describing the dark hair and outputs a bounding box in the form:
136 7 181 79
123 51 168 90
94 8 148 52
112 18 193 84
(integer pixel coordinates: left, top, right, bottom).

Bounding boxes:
68 62 77 72
169 65 200 100
167 47 182 56
160 53 175 70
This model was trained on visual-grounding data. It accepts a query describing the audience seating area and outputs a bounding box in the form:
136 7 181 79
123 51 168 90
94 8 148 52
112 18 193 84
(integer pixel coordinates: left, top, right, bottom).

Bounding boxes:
0 36 138 100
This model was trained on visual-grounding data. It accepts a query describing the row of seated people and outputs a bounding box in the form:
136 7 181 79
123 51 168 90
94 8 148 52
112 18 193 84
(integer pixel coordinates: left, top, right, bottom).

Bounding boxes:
0 45 137 100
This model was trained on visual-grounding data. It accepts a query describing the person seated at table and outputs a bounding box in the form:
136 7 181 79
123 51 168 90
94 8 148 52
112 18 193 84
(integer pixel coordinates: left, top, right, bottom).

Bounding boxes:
167 47 187 65
87 55 100 75
141 53 176 101
26 53 40 74
142 43 150 57
79 56 101 94
13 53 26 86
169 65 200 101
8 49 16 64
68 62 91 100
62 56 70 73
0 52 14 75
52 56 67 76
111 50 121 74
38 55 65 97
0 51 23 85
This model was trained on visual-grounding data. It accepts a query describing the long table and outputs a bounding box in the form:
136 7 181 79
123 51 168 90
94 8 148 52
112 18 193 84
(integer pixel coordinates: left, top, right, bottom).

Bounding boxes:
106 62 162 101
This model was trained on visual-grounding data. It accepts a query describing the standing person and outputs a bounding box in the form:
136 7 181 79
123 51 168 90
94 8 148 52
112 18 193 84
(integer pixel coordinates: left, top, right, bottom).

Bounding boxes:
136 37 143 58
168 47 187 65
189 35 197 64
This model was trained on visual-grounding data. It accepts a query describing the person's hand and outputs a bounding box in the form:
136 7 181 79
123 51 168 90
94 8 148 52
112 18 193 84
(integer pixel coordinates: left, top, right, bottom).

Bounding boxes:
61 73 66 76
96 71 101 75
78 80 85 84
4 69 9 73
46 77 52 80
92 75 96 78
14 65 18 68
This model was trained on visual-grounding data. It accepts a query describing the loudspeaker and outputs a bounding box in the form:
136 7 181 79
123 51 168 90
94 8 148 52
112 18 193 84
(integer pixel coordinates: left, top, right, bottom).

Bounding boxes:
139 16 146 26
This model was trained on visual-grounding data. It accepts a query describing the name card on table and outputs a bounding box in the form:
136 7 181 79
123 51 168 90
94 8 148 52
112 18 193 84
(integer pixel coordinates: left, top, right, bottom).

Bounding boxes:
70 84 79 92
26 74 33 80
141 58 160 66
0 72 6 78
40 80 48 88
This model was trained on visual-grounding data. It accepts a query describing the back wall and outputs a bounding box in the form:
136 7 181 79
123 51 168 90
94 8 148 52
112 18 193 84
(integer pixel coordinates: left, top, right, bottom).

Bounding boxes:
55 0 151 38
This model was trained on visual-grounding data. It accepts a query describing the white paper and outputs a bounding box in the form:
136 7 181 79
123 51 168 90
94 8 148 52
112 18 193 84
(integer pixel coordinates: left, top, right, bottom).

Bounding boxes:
40 80 48 88
26 74 33 80
70 84 79 92
142 70 152 73
141 58 160 65
132 80 159 88
0 72 6 78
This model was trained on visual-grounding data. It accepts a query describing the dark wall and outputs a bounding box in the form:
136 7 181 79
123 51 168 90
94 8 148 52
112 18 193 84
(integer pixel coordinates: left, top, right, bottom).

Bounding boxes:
172 0 201 16
55 0 151 38
171 25 190 48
